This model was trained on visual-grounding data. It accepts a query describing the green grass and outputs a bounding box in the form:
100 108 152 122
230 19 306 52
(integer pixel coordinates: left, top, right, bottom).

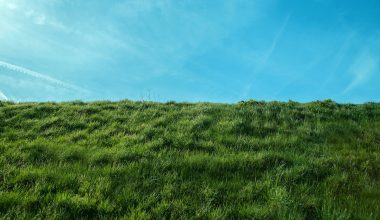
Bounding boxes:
0 99 379 219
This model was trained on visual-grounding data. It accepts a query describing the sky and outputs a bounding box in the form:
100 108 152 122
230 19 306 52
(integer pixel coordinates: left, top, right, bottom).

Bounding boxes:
0 0 379 103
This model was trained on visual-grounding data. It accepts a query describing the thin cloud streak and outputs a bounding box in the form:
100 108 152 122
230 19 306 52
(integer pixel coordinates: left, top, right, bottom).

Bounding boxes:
0 60 88 93
343 51 378 94
242 14 292 99
262 14 291 65
0 90 8 100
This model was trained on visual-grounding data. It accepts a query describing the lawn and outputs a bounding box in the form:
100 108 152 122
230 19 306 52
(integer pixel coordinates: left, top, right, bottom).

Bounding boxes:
0 100 379 219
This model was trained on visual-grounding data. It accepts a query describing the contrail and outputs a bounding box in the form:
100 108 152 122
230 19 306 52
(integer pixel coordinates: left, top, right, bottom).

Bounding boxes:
0 89 8 101
242 13 292 100
343 50 377 94
262 14 291 65
0 60 87 93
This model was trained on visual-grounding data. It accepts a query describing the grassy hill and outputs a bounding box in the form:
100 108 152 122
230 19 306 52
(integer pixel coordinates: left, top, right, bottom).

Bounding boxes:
0 100 379 219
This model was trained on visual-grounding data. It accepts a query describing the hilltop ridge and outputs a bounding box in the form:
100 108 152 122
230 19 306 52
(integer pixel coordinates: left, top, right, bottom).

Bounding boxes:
0 100 379 219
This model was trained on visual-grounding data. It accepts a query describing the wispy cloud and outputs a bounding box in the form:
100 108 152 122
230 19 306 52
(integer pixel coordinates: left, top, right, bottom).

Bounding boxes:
242 13 292 99
262 14 292 65
318 32 356 90
0 89 8 101
0 60 88 93
25 10 47 25
343 50 378 93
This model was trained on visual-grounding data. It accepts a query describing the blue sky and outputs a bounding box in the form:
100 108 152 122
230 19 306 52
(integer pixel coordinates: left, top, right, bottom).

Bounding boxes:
0 0 379 103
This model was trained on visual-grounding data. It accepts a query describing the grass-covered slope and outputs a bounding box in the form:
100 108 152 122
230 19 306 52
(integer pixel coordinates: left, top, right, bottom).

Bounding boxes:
0 100 379 219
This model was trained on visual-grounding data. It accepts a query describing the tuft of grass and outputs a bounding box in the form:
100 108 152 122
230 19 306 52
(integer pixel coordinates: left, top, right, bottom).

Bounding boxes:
0 100 379 219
